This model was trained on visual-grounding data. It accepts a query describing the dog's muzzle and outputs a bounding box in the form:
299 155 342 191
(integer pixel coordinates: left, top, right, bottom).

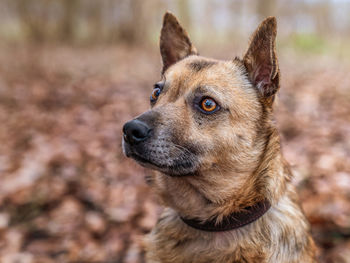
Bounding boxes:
122 115 198 176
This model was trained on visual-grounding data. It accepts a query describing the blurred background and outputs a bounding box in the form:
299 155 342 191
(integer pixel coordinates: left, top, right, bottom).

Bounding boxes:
0 0 349 262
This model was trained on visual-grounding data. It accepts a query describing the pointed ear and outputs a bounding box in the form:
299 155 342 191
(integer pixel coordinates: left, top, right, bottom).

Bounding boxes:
160 12 198 74
243 17 279 104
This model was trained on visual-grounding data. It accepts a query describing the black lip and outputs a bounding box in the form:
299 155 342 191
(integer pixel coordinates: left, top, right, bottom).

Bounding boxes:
129 152 153 165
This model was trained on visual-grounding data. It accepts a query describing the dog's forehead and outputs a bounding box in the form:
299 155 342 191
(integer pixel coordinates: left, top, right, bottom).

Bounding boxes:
163 56 249 98
165 56 223 80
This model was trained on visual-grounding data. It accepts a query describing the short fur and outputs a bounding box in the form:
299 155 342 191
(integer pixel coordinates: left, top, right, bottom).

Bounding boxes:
123 12 316 263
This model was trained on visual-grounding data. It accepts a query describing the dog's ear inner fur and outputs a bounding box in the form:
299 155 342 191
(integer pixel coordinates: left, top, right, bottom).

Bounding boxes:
160 12 198 74
243 17 279 103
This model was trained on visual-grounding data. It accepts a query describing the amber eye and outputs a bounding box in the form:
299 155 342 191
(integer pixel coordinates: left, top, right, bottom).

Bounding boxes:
150 88 161 102
200 98 217 112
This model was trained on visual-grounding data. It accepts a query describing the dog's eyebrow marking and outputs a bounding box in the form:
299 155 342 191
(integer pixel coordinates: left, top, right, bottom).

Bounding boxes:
191 86 226 107
188 60 216 72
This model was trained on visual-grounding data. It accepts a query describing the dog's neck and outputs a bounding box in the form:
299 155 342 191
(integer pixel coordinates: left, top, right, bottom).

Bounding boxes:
180 199 271 232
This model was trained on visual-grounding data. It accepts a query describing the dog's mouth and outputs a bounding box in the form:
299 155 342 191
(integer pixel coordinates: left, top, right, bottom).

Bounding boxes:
128 152 156 167
123 139 198 177
130 152 196 177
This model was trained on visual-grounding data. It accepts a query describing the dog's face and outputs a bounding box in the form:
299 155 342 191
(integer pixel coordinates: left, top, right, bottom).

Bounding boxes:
123 13 279 207
123 56 262 176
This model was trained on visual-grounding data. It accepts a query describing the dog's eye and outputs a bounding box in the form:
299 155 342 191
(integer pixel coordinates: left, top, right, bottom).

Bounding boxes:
150 87 161 103
150 83 164 103
200 98 218 113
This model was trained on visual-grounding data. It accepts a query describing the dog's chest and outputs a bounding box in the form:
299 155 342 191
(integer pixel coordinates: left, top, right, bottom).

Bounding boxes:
144 225 267 263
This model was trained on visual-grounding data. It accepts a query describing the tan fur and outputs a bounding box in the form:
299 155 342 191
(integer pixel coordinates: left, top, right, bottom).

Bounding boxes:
124 12 316 263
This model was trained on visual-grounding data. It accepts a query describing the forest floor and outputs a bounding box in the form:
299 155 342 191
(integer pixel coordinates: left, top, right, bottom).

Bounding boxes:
0 45 349 263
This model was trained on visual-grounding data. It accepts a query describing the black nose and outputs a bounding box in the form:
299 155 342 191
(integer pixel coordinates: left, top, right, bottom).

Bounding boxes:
123 119 151 145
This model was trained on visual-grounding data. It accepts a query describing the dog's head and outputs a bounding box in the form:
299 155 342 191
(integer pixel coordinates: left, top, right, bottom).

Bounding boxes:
123 13 280 191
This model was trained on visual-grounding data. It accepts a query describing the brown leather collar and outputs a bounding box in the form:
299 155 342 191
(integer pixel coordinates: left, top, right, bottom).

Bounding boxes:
181 199 271 232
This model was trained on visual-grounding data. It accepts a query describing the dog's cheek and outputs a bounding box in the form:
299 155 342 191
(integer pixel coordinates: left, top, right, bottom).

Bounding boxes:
197 129 244 167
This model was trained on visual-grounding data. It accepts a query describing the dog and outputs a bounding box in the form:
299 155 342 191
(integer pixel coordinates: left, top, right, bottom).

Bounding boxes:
122 12 316 263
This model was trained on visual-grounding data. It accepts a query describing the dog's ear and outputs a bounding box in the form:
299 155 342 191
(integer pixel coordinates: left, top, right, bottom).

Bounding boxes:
160 12 198 74
243 17 279 105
